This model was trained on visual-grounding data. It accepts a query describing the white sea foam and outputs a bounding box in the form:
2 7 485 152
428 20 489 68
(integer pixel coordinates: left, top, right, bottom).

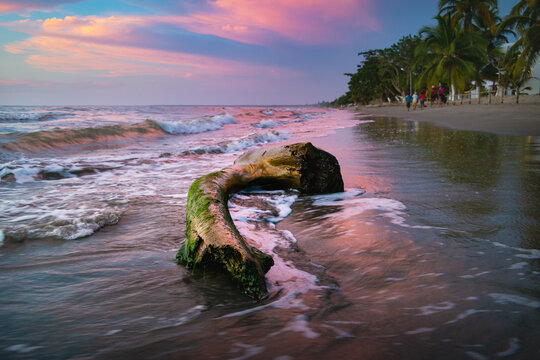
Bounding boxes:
229 343 264 360
488 293 540 308
252 119 279 128
444 309 493 325
311 190 435 230
155 113 236 134
466 351 489 360
5 344 43 354
1 206 123 243
225 190 321 314
496 337 521 357
508 262 528 270
405 327 436 335
104 329 121 336
261 110 274 116
270 315 319 339
0 111 58 122
408 301 455 316
460 271 491 279
491 242 540 259
184 130 290 155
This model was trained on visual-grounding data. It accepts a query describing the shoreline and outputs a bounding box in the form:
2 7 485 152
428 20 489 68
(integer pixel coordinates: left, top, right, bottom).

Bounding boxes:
354 95 540 136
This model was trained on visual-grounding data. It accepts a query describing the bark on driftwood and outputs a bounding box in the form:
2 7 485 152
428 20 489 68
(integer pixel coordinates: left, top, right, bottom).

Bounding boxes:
176 142 344 299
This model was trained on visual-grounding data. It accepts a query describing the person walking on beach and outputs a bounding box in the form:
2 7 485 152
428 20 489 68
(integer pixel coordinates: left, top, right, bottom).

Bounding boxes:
420 90 426 109
430 85 437 107
412 91 419 110
438 84 445 107
405 92 412 111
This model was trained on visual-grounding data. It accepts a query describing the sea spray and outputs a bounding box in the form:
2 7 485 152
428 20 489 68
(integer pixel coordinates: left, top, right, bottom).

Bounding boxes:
153 113 236 134
181 130 290 155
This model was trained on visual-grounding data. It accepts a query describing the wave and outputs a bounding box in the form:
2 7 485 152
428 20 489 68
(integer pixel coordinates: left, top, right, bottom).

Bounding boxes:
252 119 279 128
0 112 61 123
1 161 117 184
0 119 167 153
182 130 290 155
154 113 236 134
0 207 122 244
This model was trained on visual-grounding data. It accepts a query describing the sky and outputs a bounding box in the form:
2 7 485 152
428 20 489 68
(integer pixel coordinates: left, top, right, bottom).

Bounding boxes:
0 0 517 105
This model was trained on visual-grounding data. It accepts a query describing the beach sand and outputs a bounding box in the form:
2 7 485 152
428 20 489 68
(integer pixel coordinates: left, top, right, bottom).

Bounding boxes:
357 95 540 136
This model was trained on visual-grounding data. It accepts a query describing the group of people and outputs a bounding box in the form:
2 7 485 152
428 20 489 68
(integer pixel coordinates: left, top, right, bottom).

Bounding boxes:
405 84 447 111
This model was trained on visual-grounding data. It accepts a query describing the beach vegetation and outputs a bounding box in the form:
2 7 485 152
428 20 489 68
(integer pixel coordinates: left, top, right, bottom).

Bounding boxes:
439 0 499 33
416 15 488 105
502 0 540 69
331 0 538 106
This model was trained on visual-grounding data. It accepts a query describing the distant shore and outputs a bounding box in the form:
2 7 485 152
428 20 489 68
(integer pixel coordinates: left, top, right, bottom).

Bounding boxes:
355 94 540 136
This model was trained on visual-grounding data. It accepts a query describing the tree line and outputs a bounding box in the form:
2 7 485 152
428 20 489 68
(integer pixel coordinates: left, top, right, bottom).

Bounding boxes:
330 0 539 106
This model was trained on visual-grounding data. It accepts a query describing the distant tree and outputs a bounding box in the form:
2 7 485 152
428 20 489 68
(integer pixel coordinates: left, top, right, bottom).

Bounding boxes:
345 50 387 105
386 35 423 96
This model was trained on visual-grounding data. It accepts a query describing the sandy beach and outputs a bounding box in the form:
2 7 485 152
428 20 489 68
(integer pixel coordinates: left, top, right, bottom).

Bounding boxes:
358 95 540 136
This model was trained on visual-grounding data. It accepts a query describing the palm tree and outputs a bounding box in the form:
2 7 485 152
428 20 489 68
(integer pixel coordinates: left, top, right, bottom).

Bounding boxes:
502 0 540 68
479 12 515 103
439 0 499 33
504 47 533 103
416 15 488 104
439 0 498 103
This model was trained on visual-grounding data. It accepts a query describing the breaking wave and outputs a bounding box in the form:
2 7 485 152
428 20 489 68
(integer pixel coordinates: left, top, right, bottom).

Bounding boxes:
0 160 117 184
0 114 237 153
0 119 167 153
0 206 123 244
252 119 279 128
182 130 290 155
0 112 62 123
153 113 236 134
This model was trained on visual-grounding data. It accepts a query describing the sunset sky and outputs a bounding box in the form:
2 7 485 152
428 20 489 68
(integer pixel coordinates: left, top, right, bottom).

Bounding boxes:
0 0 516 105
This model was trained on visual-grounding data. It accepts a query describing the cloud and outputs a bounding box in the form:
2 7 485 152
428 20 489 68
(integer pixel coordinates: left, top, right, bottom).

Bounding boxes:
165 0 380 45
3 1 379 46
0 0 82 13
4 33 295 79
2 14 300 78
0 1 379 81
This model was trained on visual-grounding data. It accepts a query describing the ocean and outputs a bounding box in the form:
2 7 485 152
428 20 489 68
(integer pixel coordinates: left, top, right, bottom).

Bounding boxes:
0 106 539 359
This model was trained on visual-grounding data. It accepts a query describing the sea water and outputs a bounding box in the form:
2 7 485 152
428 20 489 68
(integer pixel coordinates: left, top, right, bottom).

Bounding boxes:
0 106 539 359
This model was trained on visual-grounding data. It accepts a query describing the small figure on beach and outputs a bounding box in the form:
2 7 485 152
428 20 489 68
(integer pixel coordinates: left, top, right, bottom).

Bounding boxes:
405 92 412 111
412 91 419 110
438 84 445 107
430 85 437 107
420 90 426 109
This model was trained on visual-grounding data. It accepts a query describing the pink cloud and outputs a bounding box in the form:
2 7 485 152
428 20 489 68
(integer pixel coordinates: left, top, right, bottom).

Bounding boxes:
3 1 379 46
0 78 32 85
0 0 81 14
4 34 296 79
168 0 380 45
1 0 380 81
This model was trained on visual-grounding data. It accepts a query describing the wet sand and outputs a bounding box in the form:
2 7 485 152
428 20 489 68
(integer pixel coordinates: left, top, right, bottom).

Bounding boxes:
357 96 540 136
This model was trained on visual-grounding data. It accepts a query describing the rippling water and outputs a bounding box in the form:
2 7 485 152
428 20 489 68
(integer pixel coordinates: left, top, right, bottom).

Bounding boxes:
0 107 538 359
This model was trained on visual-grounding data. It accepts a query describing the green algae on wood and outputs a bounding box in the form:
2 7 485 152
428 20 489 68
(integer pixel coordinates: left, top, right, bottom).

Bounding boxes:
176 142 344 299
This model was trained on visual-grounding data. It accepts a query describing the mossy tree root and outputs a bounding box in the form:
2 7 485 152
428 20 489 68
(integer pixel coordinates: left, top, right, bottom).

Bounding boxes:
176 142 344 299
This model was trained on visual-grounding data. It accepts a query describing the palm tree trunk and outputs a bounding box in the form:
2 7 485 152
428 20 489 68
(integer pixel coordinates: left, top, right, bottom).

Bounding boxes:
476 85 480 104
501 87 505 103
450 68 455 105
516 88 520 104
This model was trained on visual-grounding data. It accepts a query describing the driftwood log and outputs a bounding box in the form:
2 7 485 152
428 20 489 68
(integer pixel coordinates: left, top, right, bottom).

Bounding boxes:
176 142 344 299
